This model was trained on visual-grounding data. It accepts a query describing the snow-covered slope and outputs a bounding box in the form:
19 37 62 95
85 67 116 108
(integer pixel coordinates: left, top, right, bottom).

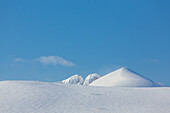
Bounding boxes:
61 74 84 85
90 68 161 87
83 73 100 85
0 81 169 113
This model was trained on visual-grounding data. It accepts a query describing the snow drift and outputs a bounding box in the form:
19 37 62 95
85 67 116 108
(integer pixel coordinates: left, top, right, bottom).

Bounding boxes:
90 68 161 87
0 81 169 113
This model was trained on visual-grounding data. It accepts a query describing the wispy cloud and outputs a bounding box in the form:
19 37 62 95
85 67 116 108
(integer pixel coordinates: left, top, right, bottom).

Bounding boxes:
13 56 75 67
143 59 159 63
14 58 25 63
149 59 159 63
36 56 75 66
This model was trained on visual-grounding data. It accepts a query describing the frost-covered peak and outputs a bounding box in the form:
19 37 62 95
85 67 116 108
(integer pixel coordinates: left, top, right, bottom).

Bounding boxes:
61 74 84 85
83 73 100 85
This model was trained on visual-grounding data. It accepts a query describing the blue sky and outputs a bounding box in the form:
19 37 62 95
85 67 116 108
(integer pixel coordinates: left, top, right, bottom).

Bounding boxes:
0 0 170 85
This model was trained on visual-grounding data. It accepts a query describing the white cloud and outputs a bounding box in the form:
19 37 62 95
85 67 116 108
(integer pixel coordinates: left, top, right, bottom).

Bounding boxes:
14 58 25 63
37 56 75 66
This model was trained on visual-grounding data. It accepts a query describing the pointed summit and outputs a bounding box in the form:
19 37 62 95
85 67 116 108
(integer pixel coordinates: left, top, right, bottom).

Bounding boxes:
119 67 128 70
116 67 133 72
90 68 160 87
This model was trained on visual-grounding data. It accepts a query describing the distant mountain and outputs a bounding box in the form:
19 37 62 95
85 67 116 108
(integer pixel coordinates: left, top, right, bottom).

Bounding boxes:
61 74 84 85
83 73 100 85
90 68 162 87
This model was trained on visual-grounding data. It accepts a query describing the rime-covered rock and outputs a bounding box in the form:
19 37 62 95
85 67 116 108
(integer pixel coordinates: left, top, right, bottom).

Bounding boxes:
83 73 100 85
61 74 84 85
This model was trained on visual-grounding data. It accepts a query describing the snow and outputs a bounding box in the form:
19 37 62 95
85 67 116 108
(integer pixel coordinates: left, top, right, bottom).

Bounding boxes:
90 68 161 87
61 74 84 85
0 81 170 113
83 73 100 85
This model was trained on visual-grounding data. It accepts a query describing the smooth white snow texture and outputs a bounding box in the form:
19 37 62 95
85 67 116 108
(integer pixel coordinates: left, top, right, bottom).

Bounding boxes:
83 73 100 85
0 81 169 113
61 74 84 85
90 68 160 87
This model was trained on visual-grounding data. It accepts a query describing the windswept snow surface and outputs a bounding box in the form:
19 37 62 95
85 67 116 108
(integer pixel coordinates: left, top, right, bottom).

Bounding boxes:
90 68 160 87
83 73 100 85
0 81 170 113
61 74 84 85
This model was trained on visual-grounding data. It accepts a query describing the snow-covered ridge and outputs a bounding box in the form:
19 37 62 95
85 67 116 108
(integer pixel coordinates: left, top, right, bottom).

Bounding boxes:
90 67 162 87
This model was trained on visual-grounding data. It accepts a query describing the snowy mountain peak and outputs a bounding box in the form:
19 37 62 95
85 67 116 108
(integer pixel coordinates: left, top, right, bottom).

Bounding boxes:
119 67 128 70
61 74 84 85
83 73 100 85
115 67 141 75
116 67 134 72
90 68 161 87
